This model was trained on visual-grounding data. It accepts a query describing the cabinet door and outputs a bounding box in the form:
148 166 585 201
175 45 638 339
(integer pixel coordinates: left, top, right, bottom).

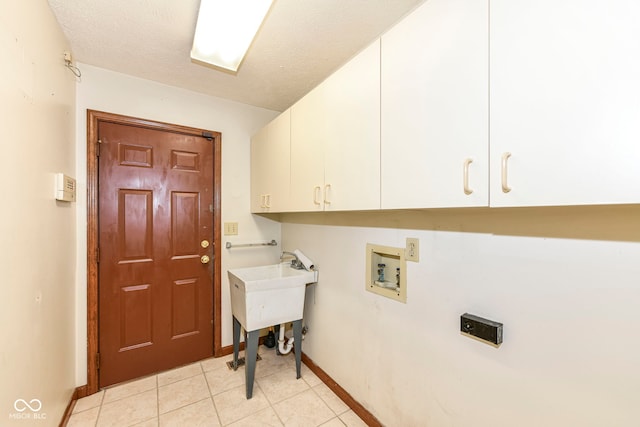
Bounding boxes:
250 125 269 213
490 0 640 206
290 84 326 212
381 0 489 209
250 109 291 213
323 39 381 211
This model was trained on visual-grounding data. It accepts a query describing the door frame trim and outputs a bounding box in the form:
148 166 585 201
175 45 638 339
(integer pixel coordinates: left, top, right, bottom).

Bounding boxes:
86 109 222 394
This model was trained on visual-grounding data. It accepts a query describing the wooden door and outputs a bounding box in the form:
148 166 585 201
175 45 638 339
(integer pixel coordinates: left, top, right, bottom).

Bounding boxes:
98 121 214 387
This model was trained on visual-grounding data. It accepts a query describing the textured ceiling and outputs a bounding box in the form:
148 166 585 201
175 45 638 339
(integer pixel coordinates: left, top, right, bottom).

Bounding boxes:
48 0 425 112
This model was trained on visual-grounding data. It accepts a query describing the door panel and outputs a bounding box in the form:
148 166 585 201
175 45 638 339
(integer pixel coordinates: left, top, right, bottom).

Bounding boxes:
120 284 152 350
171 278 199 338
98 121 214 387
118 190 153 261
171 192 199 257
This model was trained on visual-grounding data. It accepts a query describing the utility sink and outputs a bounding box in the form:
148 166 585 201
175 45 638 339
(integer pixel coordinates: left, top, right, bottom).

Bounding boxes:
228 263 318 331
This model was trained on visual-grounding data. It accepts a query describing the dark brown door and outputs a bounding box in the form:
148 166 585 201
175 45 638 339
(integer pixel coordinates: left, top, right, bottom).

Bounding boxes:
98 121 214 387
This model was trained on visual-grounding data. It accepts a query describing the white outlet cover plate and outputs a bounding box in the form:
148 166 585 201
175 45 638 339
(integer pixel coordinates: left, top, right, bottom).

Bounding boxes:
405 237 419 262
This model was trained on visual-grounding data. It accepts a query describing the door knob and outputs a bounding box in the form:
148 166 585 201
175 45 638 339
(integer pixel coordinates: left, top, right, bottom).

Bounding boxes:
201 255 210 264
201 240 210 248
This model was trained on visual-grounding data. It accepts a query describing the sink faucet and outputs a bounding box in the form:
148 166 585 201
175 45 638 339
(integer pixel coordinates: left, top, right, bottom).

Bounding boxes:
281 251 305 270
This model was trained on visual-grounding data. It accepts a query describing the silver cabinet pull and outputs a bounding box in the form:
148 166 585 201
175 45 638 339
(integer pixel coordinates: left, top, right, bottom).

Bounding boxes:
501 152 512 193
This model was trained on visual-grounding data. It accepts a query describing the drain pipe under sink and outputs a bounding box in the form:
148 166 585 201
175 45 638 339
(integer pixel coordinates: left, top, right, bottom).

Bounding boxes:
277 323 294 354
278 323 307 354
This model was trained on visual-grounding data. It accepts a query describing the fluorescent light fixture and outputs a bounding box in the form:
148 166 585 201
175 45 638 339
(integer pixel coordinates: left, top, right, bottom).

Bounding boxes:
191 0 273 72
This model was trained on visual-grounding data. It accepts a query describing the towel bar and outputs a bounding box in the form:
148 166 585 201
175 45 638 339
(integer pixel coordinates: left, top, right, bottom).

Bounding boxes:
225 239 278 249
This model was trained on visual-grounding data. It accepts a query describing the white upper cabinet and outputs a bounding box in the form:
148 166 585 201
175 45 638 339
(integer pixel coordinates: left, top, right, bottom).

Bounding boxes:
290 40 381 212
253 1 640 214
250 109 291 213
290 83 326 211
490 0 640 206
381 0 489 209
323 39 381 211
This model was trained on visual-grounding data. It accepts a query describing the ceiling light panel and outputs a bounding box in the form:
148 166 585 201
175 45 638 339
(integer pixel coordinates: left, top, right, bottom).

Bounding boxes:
191 0 273 72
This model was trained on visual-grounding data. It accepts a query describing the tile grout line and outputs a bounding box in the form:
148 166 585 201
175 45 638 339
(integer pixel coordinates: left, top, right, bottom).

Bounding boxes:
155 374 159 425
87 347 361 426
201 360 225 426
195 361 223 426
93 390 105 427
157 373 211 417
152 362 214 419
269 388 288 427
310 382 350 417
257 377 286 426
100 375 158 406
157 362 207 387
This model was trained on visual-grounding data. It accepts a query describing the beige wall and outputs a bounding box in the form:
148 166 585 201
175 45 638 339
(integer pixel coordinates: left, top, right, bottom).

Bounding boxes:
74 64 280 385
0 1 77 425
280 205 640 426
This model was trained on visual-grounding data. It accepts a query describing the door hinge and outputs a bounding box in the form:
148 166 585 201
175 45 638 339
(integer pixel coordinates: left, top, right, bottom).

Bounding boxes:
96 352 100 370
96 139 102 157
96 247 100 263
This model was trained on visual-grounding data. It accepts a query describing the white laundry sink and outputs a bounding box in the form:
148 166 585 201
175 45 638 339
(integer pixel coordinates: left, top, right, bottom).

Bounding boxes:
228 263 318 331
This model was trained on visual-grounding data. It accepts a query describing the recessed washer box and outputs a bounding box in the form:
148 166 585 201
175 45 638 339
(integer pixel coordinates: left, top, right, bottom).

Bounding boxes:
365 243 406 303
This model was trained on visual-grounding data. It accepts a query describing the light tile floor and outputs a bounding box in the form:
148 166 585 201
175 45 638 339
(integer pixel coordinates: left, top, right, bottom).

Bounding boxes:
67 346 368 427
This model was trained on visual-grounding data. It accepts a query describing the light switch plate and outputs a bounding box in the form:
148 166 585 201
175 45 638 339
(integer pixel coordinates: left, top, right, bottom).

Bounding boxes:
405 238 419 262
224 222 238 235
55 173 76 202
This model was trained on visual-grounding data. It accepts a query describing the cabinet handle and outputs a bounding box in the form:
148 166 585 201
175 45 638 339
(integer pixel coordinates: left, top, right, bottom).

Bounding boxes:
313 186 321 205
501 152 512 193
463 158 473 195
260 195 266 208
265 194 271 208
324 184 332 205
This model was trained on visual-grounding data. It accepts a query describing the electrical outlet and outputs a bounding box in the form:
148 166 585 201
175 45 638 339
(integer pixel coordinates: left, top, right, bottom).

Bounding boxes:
405 237 419 262
224 222 238 235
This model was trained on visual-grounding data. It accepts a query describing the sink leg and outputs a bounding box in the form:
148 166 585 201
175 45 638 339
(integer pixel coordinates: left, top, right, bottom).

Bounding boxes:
293 319 302 379
274 324 281 355
232 316 241 371
245 329 260 399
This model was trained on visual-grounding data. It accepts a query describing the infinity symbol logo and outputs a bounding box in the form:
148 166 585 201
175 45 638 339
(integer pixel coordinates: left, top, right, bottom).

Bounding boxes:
14 399 42 412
